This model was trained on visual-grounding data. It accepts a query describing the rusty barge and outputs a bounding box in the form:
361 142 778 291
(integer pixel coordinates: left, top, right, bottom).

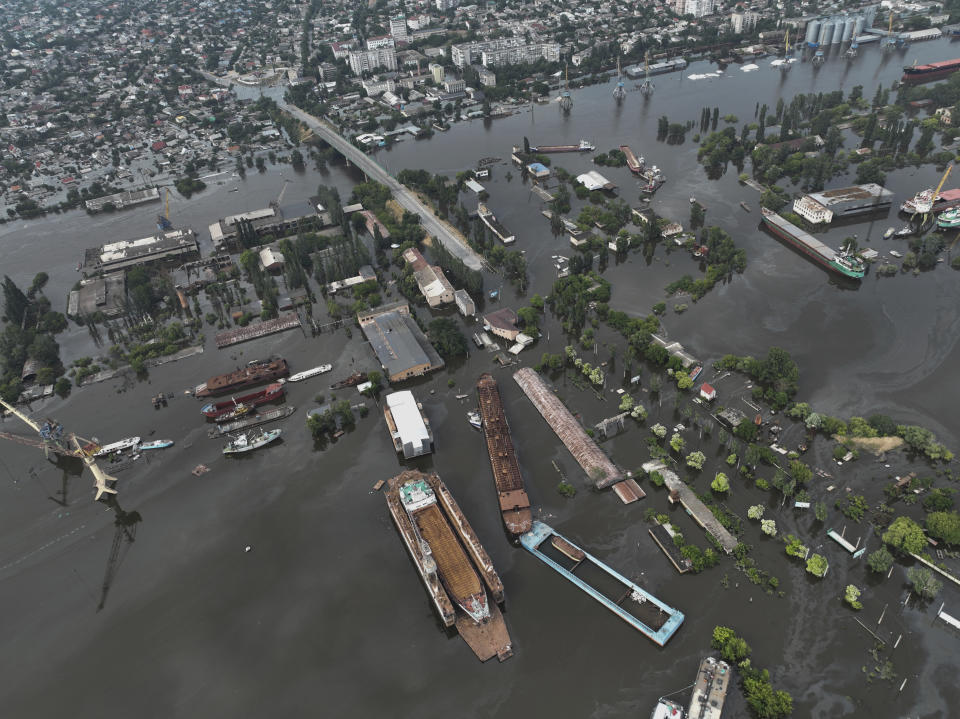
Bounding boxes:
194 358 289 397
619 144 644 174
385 470 513 662
476 373 532 536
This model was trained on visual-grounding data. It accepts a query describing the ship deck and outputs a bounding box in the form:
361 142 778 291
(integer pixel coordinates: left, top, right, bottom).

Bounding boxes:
414 504 484 603
456 601 513 662
520 521 684 646
688 658 731 719
763 211 835 261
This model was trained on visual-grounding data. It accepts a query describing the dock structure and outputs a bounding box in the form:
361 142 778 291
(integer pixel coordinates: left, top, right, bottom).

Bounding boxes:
531 185 555 202
478 203 515 244
643 461 738 554
648 523 693 573
619 144 644 174
476 374 532 536
827 528 866 558
214 313 302 348
513 367 623 489
520 521 684 646
687 657 731 719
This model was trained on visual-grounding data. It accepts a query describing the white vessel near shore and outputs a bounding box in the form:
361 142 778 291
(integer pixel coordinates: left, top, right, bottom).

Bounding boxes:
286 364 333 382
94 437 141 456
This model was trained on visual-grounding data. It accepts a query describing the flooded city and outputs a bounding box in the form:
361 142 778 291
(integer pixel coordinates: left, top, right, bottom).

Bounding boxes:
2 34 960 719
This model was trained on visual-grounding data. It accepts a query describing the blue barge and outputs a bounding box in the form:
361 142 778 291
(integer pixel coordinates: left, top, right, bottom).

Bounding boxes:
520 521 684 646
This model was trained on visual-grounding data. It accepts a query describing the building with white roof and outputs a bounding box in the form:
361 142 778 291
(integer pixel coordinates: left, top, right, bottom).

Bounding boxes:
384 390 434 458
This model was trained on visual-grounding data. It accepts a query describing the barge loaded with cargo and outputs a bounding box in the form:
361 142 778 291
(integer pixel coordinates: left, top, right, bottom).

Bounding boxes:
520 521 684 646
619 144 644 174
194 358 289 397
476 373 532 537
385 470 513 662
760 207 865 279
528 139 595 153
200 382 285 419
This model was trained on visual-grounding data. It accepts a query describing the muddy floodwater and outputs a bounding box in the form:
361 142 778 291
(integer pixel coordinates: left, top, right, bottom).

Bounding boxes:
2 41 960 718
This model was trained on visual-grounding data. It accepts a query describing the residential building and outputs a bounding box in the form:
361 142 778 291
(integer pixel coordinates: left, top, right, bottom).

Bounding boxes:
452 38 560 68
730 9 761 33
435 0 459 11
366 36 395 51
358 301 445 382
362 78 396 96
429 62 445 84
484 308 521 342
407 14 432 30
700 383 717 401
443 78 465 94
477 67 496 86
402 247 455 306
676 0 715 17
390 15 409 42
348 46 398 75
455 289 476 317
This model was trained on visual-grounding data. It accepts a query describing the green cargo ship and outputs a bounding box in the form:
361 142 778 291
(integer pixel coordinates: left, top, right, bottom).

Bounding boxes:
761 208 865 279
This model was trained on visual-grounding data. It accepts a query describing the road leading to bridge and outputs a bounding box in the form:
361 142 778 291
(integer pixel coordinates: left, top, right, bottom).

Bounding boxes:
279 101 485 272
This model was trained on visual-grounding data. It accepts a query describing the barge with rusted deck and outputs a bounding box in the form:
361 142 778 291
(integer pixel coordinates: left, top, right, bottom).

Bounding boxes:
385 470 513 662
520 520 684 646
476 373 532 536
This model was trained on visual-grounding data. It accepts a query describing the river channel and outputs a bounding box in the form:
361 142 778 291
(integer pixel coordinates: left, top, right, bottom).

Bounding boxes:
1 40 959 718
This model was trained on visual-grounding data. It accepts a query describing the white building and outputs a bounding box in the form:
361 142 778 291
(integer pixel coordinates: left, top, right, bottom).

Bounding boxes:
366 35 395 50
348 47 398 75
455 289 476 317
678 0 715 17
389 15 408 41
362 78 396 97
793 196 834 224
429 62 445 84
435 0 459 10
384 391 434 459
443 78 465 94
730 9 760 33
452 38 560 68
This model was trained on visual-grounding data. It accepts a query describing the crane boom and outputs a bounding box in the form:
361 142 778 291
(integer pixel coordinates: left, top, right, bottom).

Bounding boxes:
934 164 953 199
0 398 43 433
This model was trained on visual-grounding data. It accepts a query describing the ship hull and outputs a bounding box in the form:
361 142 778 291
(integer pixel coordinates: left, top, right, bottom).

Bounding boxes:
201 383 284 418
762 215 864 279
902 62 960 84
196 360 289 397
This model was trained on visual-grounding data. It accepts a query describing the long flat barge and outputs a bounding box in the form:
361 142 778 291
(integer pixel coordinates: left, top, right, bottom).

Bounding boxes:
520 521 684 646
529 139 595 153
619 144 644 174
385 470 512 661
476 373 532 536
478 203 515 244
208 405 296 438
760 207 865 279
201 382 284 419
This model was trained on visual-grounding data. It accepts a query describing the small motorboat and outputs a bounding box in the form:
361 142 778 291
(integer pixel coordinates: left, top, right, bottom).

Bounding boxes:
467 410 482 429
883 227 895 239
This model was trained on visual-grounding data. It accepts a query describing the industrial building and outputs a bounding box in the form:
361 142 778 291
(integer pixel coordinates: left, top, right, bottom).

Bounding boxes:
383 390 434 459
576 171 617 191
358 301 445 382
82 228 198 272
84 186 160 212
793 183 893 224
67 271 126 317
209 202 330 251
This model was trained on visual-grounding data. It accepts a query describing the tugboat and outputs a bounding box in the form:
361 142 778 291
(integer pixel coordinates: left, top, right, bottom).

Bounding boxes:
651 698 685 719
223 427 282 455
937 207 960 228
894 226 915 238
94 437 141 457
330 371 367 390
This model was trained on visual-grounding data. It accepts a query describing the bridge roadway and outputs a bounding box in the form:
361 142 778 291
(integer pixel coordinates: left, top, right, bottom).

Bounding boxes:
278 101 485 271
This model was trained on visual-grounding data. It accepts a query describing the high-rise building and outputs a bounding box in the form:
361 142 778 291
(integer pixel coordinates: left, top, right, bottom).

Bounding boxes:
452 38 561 68
348 47 398 75
435 0 459 11
389 14 408 41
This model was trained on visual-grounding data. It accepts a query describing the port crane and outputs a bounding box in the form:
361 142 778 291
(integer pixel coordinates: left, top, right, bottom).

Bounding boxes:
612 56 626 102
0 398 118 501
558 64 573 112
639 52 654 97
780 30 793 73
157 188 173 231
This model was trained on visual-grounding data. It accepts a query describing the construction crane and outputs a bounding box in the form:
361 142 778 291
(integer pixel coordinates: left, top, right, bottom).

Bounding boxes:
157 188 173 231
883 13 895 53
269 179 291 221
639 51 654 97
559 63 572 112
612 56 626 102
0 398 118 500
